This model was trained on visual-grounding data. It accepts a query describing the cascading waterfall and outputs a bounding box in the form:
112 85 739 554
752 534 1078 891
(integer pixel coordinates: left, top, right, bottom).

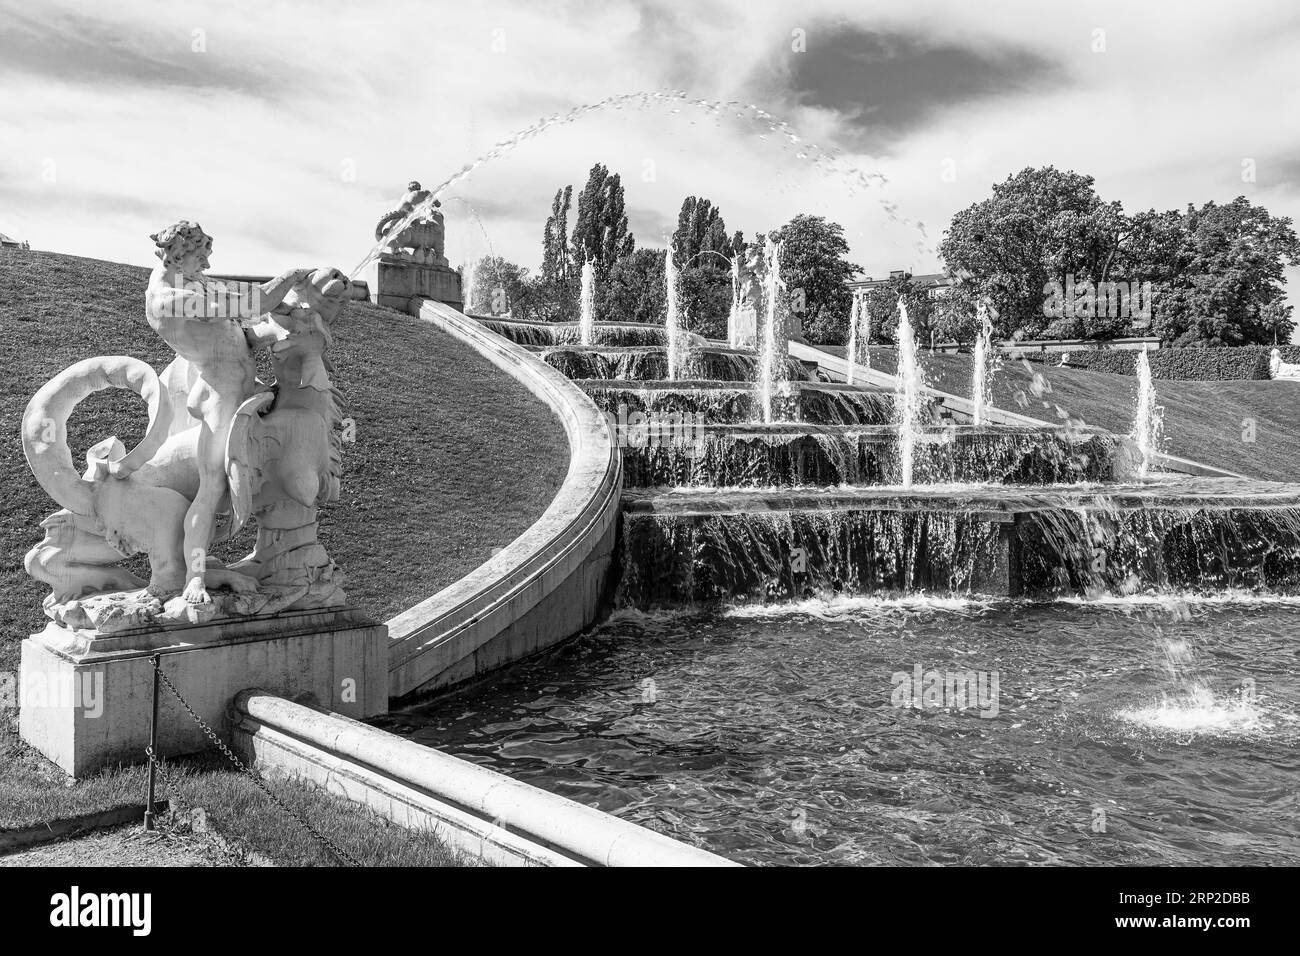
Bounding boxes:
971 301 993 426
579 259 596 347
1132 347 1164 478
893 297 925 487
664 246 682 381
758 240 786 424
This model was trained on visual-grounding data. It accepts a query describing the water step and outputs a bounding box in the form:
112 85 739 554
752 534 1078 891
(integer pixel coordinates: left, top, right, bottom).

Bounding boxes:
615 478 1300 605
622 477 1300 516
617 423 1120 488
578 379 911 425
540 345 811 383
476 318 678 348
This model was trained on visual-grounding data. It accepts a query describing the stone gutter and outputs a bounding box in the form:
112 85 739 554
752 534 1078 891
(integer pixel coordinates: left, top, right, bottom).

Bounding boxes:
232 691 738 867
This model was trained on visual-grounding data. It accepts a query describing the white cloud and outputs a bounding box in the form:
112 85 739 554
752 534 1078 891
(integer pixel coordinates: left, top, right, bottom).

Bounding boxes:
1 0 1296 313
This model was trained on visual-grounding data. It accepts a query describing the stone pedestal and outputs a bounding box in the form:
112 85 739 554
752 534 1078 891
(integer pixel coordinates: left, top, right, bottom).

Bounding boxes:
367 256 462 312
19 607 388 778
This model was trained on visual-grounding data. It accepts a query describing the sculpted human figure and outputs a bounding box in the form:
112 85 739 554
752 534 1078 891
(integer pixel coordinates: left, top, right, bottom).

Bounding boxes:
374 180 445 263
142 222 311 604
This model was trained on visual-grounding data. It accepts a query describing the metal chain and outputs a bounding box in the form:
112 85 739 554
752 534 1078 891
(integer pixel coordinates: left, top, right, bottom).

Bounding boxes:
149 659 360 866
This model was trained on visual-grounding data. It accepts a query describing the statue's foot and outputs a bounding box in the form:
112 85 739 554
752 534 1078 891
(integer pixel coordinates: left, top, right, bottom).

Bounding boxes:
181 579 211 605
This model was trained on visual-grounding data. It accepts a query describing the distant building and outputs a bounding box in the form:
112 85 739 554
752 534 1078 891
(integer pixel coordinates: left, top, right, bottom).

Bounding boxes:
0 232 22 249
849 270 954 299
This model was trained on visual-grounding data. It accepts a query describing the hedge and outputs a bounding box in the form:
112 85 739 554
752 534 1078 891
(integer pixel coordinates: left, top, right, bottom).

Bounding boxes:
1019 345 1300 381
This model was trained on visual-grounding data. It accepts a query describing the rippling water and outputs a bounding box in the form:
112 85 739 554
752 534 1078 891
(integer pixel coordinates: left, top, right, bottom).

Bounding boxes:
377 597 1300 866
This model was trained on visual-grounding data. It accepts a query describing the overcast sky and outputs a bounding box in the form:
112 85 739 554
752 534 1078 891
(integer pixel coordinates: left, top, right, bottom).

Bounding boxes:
2 0 1297 309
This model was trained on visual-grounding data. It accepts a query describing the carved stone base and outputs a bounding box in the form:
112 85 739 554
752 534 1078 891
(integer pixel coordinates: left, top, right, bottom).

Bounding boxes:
43 575 346 634
367 257 462 312
18 606 388 778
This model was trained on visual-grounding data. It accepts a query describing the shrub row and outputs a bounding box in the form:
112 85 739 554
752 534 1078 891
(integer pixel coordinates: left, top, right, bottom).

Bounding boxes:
1018 345 1300 380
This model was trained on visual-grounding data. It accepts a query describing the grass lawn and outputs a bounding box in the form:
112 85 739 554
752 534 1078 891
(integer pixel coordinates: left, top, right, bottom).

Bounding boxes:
0 727 465 865
817 344 1300 482
1 249 569 863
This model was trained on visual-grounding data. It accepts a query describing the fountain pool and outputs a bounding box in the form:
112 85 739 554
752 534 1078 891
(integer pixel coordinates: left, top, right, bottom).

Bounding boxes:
377 596 1300 866
410 255 1300 867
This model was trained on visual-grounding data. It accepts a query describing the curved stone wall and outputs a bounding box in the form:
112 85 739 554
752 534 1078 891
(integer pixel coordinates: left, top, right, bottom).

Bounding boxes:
386 299 622 700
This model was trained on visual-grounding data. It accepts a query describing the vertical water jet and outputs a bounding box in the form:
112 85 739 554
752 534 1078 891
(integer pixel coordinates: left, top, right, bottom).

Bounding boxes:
1132 346 1164 478
665 245 682 381
579 259 596 347
758 240 787 424
894 296 925 487
971 301 993 426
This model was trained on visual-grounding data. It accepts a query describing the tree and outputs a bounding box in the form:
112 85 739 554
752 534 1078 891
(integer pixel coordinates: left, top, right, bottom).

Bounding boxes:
463 255 532 319
940 166 1128 340
1140 197 1299 346
672 197 739 340
538 186 576 321
570 164 635 288
604 248 666 326
770 214 862 344
940 167 1300 346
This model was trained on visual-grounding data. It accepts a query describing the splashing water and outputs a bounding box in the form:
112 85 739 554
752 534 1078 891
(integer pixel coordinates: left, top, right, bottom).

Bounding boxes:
971 301 994 426
728 256 741 349
845 291 869 386
894 297 926 487
1119 633 1265 734
664 245 683 380
461 259 475 314
579 259 596 347
445 196 501 315
758 240 787 424
845 293 860 386
1132 347 1164 478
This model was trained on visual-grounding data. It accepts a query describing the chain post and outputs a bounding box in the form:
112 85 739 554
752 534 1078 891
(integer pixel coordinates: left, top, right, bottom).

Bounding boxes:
144 653 161 831
148 663 359 866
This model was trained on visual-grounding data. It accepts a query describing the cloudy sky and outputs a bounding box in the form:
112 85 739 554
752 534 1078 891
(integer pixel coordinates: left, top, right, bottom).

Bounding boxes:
2 0 1297 306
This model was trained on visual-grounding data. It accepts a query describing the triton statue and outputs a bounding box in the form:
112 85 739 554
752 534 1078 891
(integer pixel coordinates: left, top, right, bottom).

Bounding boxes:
21 222 352 632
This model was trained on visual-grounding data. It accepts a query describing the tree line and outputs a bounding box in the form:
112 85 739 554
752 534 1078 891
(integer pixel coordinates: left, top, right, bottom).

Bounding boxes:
463 163 1298 349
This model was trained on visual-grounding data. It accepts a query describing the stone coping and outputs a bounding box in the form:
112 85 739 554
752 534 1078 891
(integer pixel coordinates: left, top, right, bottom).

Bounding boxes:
623 477 1300 517
233 691 738 867
385 299 622 698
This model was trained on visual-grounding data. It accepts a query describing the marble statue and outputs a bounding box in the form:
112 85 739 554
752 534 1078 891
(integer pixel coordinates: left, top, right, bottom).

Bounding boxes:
1270 348 1300 380
731 245 763 349
21 222 352 632
374 180 448 267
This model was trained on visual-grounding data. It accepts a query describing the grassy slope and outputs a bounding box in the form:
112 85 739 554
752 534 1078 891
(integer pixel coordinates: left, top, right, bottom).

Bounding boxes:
0 250 568 671
0 249 567 862
817 345 1300 482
